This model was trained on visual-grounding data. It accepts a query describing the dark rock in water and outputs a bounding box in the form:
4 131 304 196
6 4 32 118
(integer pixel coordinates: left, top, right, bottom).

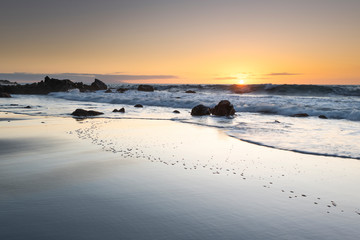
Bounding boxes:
191 104 210 116
90 79 107 90
134 104 143 108
185 90 196 93
0 92 11 98
291 113 309 117
210 100 235 116
113 108 125 113
71 109 104 117
274 120 280 123
117 87 128 93
105 89 112 93
137 85 154 92
173 110 180 113
1 76 76 94
24 106 31 109
319 115 328 119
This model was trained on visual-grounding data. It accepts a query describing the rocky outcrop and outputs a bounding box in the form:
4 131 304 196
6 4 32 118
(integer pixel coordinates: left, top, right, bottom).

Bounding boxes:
173 110 180 113
191 104 211 116
319 115 328 119
105 89 112 93
134 104 143 108
210 100 235 116
0 92 11 98
291 113 309 117
117 87 129 93
0 76 108 94
137 85 154 92
0 80 17 85
185 90 196 93
71 109 104 117
113 108 125 113
90 79 107 90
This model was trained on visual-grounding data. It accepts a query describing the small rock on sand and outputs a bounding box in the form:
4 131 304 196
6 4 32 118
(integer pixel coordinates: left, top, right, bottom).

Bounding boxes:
71 108 104 117
113 108 125 113
191 104 210 116
210 100 235 116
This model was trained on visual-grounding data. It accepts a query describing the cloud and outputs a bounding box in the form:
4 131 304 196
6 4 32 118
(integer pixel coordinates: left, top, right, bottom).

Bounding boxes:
0 72 178 83
214 77 238 80
266 72 302 76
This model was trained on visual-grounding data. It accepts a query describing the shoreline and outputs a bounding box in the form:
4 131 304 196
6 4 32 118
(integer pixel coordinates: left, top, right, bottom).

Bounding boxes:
1 112 360 239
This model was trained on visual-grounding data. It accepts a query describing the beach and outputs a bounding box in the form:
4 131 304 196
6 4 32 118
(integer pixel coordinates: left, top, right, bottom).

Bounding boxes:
1 112 359 240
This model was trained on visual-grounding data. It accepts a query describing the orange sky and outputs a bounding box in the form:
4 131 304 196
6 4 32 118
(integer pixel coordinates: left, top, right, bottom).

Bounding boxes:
0 0 359 85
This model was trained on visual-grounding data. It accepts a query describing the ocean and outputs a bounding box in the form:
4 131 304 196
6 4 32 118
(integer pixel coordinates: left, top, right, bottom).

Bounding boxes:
1 83 360 159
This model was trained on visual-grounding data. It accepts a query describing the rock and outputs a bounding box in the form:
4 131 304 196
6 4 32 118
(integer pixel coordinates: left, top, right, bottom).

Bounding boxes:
113 108 125 113
117 87 129 93
0 92 11 98
185 90 196 93
1 76 77 94
319 115 328 119
191 104 210 116
274 120 280 123
90 79 107 90
210 100 235 116
134 104 143 108
291 113 309 117
43 76 76 92
173 110 180 113
105 89 112 93
24 106 31 109
71 109 104 117
0 80 17 85
0 77 109 94
137 85 154 92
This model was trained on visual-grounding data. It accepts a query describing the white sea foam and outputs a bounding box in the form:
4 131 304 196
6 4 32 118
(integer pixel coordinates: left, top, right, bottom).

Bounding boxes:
1 85 360 159
48 89 360 121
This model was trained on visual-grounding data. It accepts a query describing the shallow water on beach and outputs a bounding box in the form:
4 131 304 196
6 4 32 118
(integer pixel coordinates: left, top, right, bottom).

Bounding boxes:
1 92 360 159
1 116 360 240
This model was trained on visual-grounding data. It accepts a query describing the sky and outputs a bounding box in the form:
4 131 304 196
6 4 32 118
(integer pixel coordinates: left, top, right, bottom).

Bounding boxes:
0 0 359 85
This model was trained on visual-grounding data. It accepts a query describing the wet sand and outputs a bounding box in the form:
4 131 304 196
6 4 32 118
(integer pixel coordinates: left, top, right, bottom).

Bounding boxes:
0 112 359 240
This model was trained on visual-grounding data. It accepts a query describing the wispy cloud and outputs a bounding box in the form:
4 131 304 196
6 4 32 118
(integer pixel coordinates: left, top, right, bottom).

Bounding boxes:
0 72 178 83
214 77 238 80
266 72 302 76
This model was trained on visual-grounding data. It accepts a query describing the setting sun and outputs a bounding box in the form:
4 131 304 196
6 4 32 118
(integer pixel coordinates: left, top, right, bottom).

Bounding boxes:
238 79 245 84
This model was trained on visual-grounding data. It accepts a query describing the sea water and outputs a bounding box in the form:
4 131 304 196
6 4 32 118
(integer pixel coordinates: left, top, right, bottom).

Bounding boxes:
1 84 359 159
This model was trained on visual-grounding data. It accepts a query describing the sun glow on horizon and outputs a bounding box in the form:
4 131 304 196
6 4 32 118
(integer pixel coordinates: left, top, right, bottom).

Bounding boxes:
238 79 245 85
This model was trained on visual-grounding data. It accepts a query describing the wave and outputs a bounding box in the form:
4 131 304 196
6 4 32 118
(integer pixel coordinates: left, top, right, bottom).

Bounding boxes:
108 83 360 97
49 88 360 121
2 94 360 159
229 84 360 96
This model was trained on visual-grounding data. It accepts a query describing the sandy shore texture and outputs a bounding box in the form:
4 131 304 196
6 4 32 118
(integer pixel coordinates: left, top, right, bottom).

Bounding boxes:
1 112 360 240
